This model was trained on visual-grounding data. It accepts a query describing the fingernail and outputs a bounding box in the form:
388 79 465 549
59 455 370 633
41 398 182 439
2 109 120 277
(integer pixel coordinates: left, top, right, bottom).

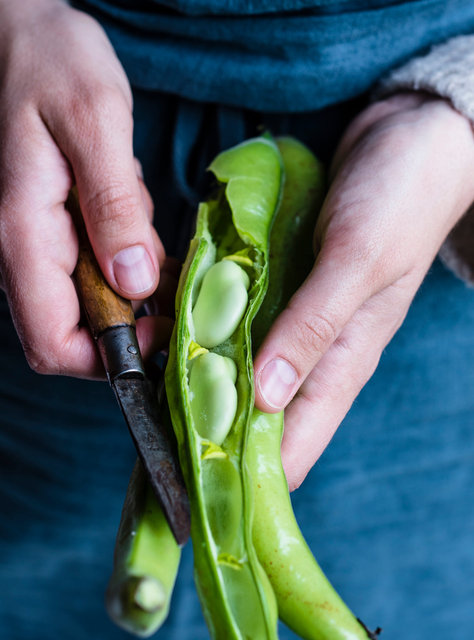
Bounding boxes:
257 358 297 409
113 245 155 295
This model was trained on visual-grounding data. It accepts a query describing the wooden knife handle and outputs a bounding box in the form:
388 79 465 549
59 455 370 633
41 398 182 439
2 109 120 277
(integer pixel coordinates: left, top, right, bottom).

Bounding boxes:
66 187 135 339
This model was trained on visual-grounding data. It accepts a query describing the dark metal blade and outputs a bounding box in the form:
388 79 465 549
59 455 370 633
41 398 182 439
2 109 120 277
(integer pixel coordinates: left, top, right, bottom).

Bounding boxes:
112 375 190 546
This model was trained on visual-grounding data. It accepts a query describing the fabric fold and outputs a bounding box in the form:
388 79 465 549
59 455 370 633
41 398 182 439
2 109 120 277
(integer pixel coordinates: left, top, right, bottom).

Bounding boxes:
72 0 474 112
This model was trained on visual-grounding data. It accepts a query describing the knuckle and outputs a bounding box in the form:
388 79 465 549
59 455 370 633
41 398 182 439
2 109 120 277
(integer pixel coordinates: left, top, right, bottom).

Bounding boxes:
22 332 68 376
325 214 378 264
67 82 131 134
333 334 381 394
289 309 338 359
23 344 58 376
85 185 142 237
324 220 390 291
89 84 129 124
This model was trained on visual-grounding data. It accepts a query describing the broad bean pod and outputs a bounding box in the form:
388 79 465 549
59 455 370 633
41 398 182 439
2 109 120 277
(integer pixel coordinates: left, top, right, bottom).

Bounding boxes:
165 136 283 639
250 137 379 640
106 459 181 637
161 135 379 640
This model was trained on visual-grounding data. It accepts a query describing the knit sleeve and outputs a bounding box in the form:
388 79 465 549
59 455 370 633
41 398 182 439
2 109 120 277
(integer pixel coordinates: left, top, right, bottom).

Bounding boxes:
376 35 474 286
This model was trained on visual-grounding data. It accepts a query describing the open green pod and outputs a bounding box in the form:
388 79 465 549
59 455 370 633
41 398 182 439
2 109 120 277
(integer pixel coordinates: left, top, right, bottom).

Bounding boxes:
165 136 283 639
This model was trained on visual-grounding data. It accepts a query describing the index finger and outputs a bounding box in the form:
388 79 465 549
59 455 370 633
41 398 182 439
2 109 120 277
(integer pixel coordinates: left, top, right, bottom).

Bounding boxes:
253 219 386 414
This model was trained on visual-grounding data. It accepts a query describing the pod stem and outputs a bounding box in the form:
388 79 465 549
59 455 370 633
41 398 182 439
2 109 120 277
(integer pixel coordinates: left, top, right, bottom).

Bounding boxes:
357 618 383 639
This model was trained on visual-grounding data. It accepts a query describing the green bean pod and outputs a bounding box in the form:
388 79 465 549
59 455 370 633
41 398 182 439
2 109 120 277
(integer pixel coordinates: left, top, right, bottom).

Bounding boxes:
106 460 181 638
249 137 378 640
165 136 283 639
249 409 376 640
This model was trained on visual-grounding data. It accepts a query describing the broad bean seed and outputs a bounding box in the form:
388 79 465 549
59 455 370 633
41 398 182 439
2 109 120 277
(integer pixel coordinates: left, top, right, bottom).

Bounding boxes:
192 260 250 348
188 351 238 445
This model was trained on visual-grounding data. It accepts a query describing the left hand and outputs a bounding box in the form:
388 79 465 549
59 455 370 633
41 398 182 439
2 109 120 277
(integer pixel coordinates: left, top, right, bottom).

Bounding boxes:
253 92 474 490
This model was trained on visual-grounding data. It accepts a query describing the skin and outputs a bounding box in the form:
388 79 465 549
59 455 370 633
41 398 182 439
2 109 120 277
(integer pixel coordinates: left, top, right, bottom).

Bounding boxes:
253 93 474 490
0 0 173 377
1 2 473 488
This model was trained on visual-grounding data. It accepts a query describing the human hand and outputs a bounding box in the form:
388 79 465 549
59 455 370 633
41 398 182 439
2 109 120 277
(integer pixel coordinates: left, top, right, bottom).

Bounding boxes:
0 0 172 378
254 93 474 490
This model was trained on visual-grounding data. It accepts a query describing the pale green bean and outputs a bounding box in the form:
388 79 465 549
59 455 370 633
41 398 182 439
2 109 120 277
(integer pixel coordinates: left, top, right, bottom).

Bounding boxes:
188 351 238 445
192 260 250 348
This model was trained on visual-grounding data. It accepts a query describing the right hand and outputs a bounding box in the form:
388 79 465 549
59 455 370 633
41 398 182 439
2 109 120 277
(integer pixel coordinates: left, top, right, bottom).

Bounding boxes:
0 0 171 377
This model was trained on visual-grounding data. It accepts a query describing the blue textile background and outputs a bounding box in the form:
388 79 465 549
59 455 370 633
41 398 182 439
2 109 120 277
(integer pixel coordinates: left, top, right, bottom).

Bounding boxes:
1 2 474 639
72 0 474 111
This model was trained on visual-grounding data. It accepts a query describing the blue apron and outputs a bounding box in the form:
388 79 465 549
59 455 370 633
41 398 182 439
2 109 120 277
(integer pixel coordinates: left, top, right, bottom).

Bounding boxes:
1 2 474 639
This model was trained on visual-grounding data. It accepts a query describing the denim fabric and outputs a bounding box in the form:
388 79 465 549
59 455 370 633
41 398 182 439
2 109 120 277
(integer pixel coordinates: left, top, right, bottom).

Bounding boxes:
72 0 474 112
0 84 473 640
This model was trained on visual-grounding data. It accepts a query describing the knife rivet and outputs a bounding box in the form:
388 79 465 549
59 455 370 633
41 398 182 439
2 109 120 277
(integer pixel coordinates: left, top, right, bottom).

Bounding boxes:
127 344 138 355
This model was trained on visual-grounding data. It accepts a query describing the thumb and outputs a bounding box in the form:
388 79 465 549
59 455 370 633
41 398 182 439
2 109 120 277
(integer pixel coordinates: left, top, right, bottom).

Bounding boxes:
54 89 159 299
